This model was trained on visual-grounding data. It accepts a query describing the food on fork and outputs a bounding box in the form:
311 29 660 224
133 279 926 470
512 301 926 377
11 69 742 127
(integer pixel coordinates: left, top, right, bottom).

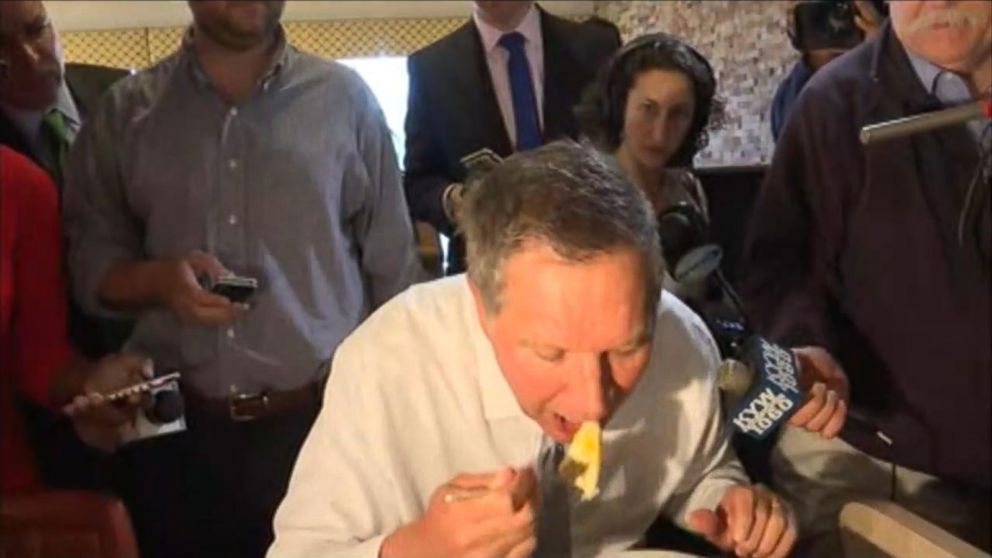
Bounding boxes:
559 420 601 500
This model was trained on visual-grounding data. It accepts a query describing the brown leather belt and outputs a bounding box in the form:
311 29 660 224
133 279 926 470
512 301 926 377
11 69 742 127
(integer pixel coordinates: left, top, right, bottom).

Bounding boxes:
184 382 322 422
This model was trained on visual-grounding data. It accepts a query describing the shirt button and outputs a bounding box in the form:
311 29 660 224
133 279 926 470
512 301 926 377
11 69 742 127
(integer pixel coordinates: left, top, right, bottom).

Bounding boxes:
226 328 236 339
229 107 238 117
228 214 239 225
228 159 239 170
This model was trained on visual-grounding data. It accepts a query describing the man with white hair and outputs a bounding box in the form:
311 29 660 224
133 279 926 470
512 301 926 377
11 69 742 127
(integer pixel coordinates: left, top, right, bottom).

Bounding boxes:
744 1 991 555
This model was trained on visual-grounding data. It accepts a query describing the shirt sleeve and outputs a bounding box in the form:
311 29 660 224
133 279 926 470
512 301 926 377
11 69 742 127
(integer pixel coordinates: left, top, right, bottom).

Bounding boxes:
661 314 749 526
267 337 402 558
6 151 75 406
62 86 145 319
348 74 426 308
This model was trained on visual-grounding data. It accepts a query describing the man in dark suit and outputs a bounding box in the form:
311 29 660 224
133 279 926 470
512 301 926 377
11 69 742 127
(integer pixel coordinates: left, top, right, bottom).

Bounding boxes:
1 0 132 359
404 1 620 273
0 1 130 190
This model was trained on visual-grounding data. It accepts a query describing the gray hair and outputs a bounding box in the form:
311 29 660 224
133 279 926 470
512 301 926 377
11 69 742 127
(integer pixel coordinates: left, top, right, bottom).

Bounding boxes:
461 140 663 315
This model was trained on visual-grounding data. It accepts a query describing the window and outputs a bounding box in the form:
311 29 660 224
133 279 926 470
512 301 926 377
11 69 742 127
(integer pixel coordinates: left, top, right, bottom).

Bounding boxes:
339 55 449 264
338 56 409 166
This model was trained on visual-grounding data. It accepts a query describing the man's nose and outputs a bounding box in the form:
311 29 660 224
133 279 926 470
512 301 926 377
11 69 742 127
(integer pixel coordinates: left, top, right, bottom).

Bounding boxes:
573 353 609 422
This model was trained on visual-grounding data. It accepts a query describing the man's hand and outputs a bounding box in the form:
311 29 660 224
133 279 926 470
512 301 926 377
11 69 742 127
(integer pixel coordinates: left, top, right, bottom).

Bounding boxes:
380 467 538 558
62 353 151 452
161 251 243 326
687 484 797 558
790 346 850 439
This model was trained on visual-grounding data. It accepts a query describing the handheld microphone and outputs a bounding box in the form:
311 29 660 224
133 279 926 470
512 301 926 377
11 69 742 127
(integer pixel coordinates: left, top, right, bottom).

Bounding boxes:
859 97 992 145
657 202 875 440
119 369 187 444
717 338 804 439
145 388 184 424
717 340 887 443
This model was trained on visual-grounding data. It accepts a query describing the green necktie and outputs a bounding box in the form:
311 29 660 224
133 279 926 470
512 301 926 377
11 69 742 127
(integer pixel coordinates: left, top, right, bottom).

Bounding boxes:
41 109 70 185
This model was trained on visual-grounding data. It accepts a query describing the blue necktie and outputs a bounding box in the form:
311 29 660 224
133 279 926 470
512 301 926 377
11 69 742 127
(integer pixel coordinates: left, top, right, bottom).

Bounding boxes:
498 32 542 151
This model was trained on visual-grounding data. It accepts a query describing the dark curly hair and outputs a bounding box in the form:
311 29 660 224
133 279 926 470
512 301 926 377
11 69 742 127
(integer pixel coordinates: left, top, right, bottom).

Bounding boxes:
575 33 723 168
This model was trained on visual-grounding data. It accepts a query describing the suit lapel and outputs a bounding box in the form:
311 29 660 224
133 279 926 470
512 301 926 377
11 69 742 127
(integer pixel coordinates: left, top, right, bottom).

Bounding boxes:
540 11 585 142
65 74 88 121
448 21 513 157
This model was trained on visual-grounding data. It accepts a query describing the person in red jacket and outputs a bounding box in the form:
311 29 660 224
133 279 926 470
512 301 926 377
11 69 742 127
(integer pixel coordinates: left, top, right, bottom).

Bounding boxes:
1 145 145 494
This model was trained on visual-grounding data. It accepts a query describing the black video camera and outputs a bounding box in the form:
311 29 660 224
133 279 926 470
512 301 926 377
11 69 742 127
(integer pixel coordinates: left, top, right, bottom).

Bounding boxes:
790 1 864 52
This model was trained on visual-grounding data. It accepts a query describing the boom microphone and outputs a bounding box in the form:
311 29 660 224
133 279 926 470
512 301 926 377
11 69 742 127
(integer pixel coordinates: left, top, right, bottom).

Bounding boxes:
860 97 991 145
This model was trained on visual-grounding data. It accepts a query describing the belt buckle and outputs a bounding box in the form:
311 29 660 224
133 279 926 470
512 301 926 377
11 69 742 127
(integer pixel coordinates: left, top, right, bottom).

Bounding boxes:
228 392 269 422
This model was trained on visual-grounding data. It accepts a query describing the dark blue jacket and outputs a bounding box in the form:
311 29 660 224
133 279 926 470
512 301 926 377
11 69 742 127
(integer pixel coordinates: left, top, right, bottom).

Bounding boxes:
743 22 990 488
770 60 813 142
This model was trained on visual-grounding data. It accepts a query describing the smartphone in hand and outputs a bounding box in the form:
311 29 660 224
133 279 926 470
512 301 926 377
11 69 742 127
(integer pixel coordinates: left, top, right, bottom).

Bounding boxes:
208 275 258 303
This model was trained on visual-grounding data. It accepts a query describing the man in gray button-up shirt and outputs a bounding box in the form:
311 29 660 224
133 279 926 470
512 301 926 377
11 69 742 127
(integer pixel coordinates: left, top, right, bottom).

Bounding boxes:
62 2 423 557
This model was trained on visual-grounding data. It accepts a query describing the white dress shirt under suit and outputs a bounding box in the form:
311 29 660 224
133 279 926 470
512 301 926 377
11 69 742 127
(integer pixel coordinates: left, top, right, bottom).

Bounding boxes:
473 4 545 146
268 276 747 558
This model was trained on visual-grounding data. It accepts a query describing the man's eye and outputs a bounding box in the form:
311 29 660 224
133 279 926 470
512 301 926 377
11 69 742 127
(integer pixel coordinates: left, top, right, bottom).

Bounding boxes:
615 339 648 358
27 20 51 39
535 348 565 363
614 346 639 358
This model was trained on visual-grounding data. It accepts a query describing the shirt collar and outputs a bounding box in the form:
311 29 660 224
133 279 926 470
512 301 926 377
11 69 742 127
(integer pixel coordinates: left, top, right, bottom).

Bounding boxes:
53 78 81 128
0 79 80 139
473 3 542 55
181 24 292 92
905 46 973 106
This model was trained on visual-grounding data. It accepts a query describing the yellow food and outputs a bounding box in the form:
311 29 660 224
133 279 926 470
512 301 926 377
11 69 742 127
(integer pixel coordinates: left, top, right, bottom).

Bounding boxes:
558 421 601 500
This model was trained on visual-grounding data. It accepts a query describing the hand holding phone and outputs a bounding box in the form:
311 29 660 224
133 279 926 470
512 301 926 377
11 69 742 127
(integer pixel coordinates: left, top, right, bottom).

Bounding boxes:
169 251 243 326
209 275 258 304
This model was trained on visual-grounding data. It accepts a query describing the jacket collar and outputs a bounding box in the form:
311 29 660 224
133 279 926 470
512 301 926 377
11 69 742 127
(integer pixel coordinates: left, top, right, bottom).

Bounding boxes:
869 21 939 113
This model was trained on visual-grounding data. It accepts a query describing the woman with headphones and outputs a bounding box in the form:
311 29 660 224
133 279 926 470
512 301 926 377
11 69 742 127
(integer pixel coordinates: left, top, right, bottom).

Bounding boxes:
577 33 722 300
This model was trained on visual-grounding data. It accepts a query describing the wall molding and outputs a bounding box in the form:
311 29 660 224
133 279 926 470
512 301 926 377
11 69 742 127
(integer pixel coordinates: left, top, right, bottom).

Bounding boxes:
61 17 482 68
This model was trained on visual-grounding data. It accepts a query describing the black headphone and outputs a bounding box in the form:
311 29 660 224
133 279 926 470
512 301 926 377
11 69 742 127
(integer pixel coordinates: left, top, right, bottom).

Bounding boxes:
657 201 711 268
599 33 716 164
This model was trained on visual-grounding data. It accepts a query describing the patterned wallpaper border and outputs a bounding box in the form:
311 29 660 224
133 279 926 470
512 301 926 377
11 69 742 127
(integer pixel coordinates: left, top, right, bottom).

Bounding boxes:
62 17 472 68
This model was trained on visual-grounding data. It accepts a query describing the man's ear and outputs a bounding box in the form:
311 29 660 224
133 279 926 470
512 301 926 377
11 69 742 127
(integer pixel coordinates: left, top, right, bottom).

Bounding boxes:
468 277 496 339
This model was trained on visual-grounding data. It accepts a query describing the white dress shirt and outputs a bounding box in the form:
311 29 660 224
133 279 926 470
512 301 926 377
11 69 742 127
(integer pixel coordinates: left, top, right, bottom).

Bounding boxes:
268 276 747 558
473 4 545 146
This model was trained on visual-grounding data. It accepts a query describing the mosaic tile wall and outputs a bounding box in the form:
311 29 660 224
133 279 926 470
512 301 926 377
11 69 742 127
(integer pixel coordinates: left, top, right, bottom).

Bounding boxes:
595 0 797 167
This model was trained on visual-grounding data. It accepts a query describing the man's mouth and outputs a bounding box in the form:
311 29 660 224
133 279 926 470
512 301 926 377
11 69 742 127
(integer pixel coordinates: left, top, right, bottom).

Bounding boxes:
553 412 581 438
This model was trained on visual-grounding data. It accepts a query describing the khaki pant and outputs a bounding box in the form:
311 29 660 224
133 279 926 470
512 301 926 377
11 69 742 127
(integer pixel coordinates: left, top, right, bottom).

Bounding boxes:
770 426 991 557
